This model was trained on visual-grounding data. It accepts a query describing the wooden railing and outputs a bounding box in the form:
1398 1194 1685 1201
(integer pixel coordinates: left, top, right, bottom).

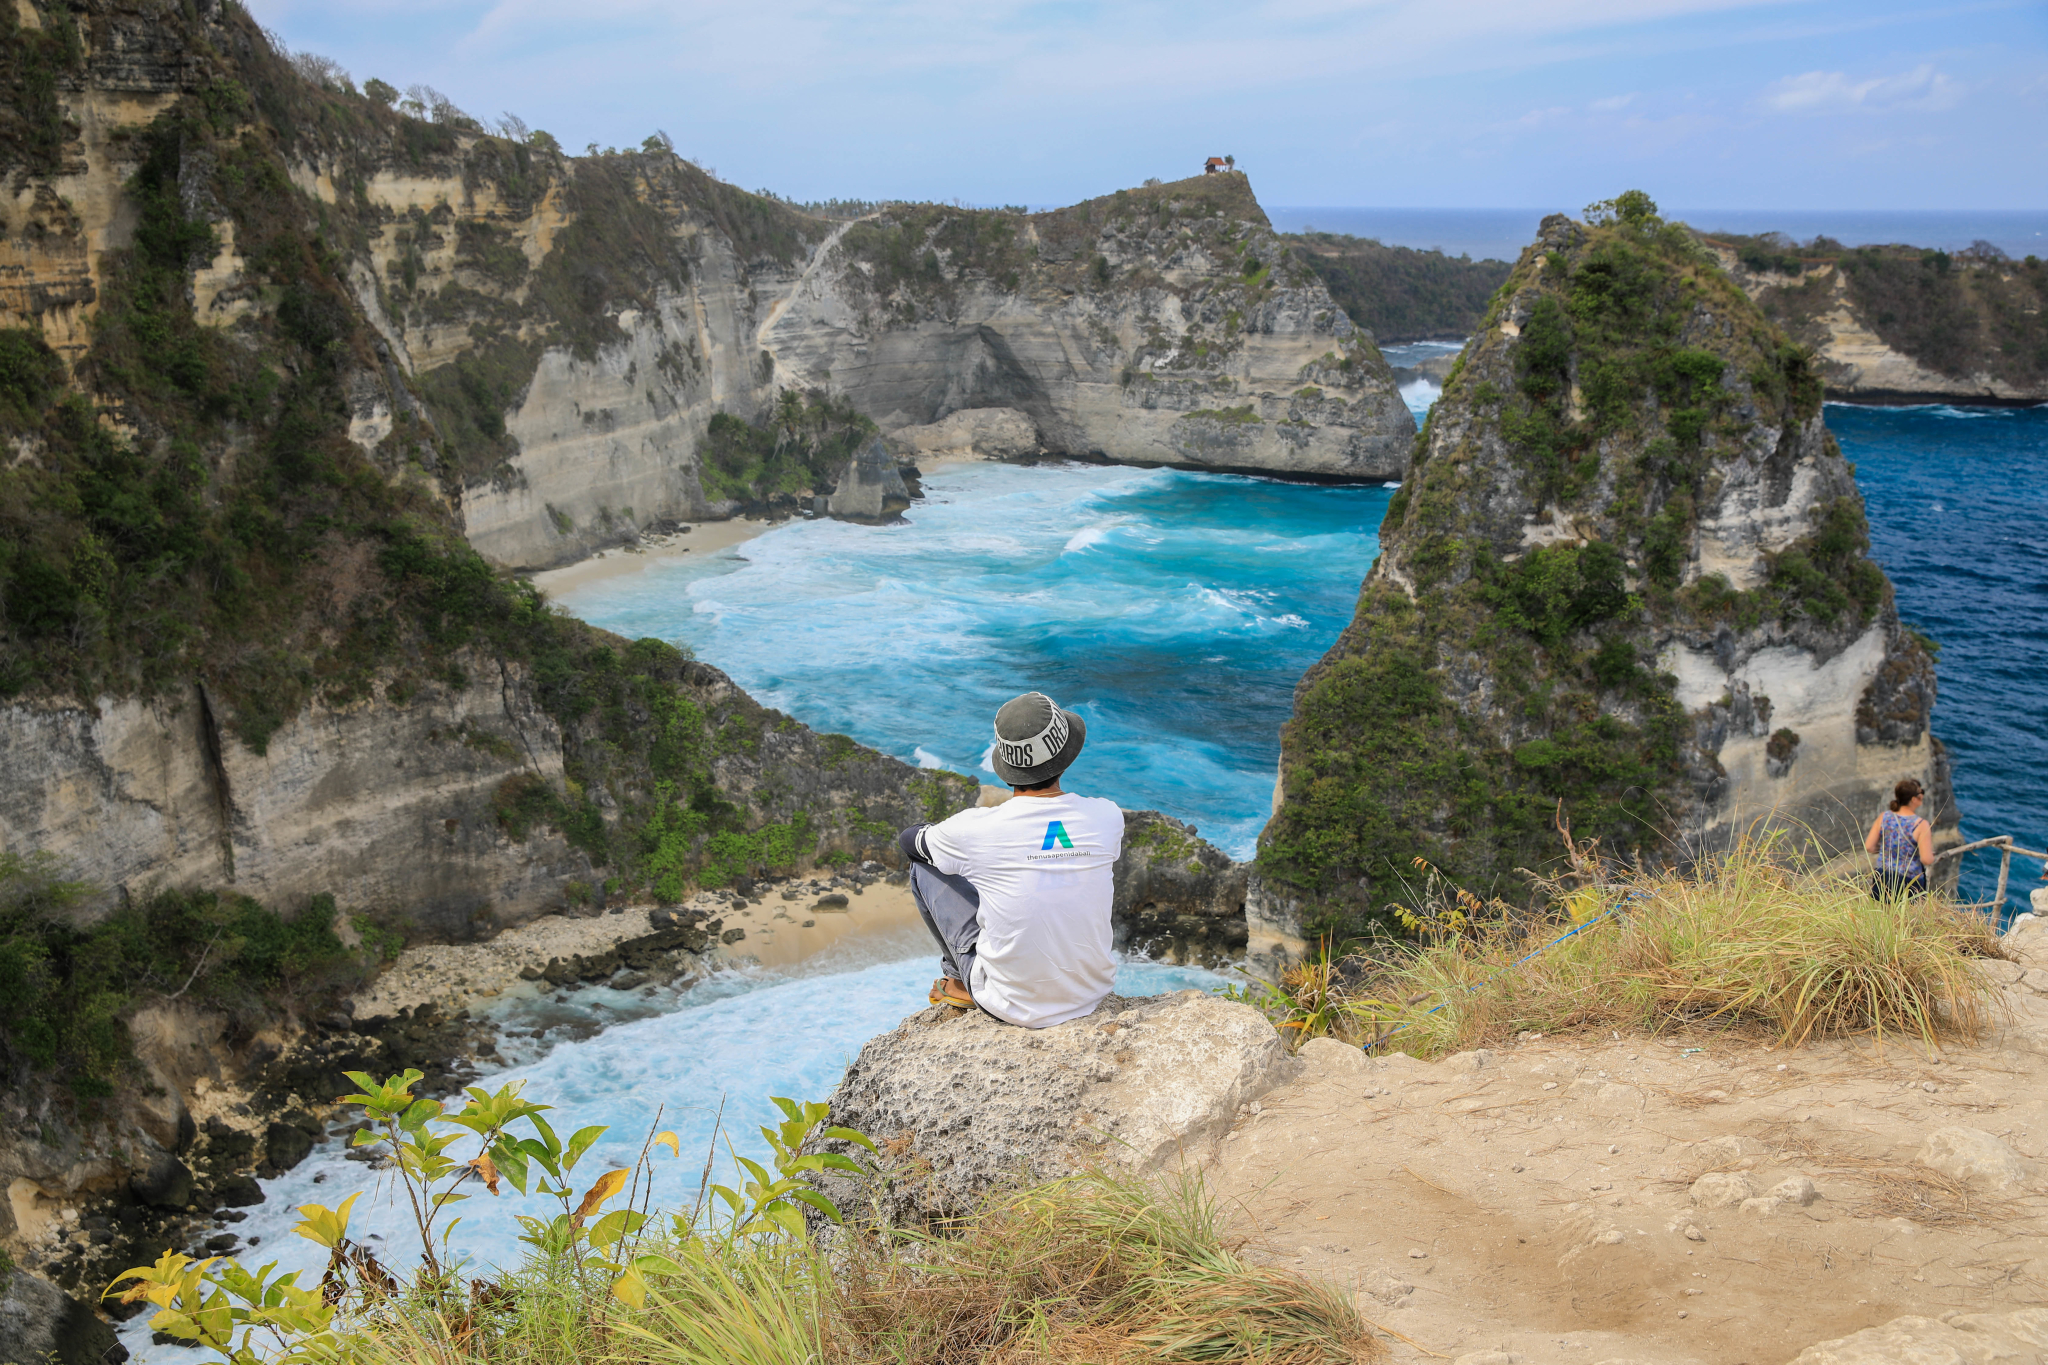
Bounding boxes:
1934 835 2048 921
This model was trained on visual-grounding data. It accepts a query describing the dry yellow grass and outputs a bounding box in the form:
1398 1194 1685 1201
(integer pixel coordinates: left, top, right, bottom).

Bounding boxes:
1243 839 2004 1059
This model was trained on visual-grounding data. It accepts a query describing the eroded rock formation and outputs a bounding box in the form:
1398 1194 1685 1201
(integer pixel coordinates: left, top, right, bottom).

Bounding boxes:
819 991 1290 1227
765 181 1414 487
1714 241 2048 406
1260 203 1954 940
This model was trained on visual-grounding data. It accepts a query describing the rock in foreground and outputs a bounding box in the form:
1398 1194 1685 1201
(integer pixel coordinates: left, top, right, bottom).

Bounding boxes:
1783 1308 2048 1364
824 990 1290 1225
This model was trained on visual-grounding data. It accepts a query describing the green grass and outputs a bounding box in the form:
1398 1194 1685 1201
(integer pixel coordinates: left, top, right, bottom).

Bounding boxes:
340 1169 1375 1365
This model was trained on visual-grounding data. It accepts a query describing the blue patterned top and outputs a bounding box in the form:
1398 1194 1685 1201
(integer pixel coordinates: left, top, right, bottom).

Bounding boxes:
1875 811 1924 879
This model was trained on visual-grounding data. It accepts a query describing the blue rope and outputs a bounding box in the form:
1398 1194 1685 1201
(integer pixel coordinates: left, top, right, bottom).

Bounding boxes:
1361 890 1647 1053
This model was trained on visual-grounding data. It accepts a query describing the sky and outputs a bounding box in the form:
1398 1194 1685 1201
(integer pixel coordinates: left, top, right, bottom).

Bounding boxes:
244 0 2047 212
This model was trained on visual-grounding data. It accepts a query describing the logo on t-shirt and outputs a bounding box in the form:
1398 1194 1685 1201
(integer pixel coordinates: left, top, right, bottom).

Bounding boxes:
1040 820 1074 851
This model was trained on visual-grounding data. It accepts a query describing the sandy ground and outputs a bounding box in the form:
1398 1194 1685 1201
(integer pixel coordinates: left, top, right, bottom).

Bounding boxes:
351 875 925 1017
1211 917 2048 1365
527 517 774 598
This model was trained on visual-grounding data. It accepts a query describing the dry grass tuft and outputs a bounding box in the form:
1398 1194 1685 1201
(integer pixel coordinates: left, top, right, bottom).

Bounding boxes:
1242 833 2005 1059
832 1168 1377 1364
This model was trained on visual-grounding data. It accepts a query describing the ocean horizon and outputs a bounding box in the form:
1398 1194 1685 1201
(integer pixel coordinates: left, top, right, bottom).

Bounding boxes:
1265 206 2048 265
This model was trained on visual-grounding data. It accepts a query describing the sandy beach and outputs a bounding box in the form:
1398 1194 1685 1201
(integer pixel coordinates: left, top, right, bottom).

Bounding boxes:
527 517 778 599
350 874 929 1018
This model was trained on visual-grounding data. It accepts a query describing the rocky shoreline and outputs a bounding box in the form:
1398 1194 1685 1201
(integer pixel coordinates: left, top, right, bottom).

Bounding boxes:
5 807 1250 1361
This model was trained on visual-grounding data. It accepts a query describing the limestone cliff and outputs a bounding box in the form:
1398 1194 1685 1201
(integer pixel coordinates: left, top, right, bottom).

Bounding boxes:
1259 199 1954 941
326 163 1411 569
1711 237 2048 405
0 0 979 939
764 180 1414 483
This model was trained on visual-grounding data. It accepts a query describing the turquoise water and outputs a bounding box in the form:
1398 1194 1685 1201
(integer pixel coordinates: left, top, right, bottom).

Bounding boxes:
555 463 1395 858
116 951 1223 1360
554 394 2043 899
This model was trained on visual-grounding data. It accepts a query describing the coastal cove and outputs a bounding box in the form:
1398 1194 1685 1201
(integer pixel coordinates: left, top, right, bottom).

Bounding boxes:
543 395 2045 909
109 391 2047 1365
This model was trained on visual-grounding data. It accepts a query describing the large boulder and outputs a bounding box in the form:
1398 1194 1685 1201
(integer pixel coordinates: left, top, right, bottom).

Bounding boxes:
1783 1309 2048 1364
887 407 1041 463
825 437 912 523
1917 1127 2032 1193
823 990 1291 1226
0 1270 125 1365
1111 811 1250 964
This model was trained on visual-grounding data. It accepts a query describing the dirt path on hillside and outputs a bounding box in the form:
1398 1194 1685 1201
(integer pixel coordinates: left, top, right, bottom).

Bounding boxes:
1210 919 2048 1365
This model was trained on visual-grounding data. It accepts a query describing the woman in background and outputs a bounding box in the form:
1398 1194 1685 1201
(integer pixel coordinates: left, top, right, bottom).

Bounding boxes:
1865 777 1937 899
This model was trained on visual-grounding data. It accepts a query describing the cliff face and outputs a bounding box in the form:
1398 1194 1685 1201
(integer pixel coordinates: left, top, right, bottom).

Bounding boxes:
0 0 978 939
279 152 1409 570
1258 203 1954 940
764 181 1414 484
1712 239 2048 405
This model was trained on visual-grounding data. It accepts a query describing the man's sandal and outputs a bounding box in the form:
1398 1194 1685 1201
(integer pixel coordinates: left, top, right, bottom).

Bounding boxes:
927 977 973 1008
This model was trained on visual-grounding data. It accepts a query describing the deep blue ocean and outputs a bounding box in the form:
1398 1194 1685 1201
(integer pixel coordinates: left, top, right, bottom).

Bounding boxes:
554 393 2046 908
1832 402 2048 909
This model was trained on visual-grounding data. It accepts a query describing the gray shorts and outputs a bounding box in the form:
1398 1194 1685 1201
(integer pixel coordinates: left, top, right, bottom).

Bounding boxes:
910 863 980 991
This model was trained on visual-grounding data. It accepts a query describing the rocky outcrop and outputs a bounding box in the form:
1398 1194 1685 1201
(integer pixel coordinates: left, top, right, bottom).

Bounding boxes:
766 180 1415 484
1112 810 1249 962
1712 241 2048 405
0 1269 125 1365
823 436 911 522
1783 1309 2048 1365
885 406 1042 463
820 991 1290 1227
1262 202 1954 931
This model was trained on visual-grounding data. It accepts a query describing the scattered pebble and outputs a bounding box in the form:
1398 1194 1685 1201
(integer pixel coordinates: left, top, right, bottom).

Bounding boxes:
1408 1248 1428 1258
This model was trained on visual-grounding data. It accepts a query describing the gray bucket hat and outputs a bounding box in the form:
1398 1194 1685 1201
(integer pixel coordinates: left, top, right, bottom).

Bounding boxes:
990 692 1086 787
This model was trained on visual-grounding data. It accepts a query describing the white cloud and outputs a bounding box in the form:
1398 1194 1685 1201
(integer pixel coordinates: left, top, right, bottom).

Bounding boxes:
1588 92 1637 112
1759 63 1962 114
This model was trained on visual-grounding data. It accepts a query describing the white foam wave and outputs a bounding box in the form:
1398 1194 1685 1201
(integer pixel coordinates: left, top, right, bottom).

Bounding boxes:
913 746 948 769
1824 399 2023 419
117 952 1223 1365
1399 379 1441 420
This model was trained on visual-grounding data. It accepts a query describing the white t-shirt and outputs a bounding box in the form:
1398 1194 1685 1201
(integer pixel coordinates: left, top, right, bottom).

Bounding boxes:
920 793 1125 1028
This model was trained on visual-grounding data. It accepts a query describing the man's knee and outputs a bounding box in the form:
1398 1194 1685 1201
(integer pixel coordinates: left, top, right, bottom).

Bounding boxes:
911 862 979 907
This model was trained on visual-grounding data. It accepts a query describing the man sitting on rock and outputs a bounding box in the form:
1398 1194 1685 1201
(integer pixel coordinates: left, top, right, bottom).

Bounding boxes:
897 692 1125 1028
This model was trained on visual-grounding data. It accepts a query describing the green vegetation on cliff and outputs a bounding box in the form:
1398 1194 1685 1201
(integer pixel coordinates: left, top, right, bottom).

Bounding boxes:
0 0 84 178
1261 194 1902 938
1720 232 2048 391
0 854 377 1098
695 390 878 506
1285 231 1513 342
0 9 963 919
